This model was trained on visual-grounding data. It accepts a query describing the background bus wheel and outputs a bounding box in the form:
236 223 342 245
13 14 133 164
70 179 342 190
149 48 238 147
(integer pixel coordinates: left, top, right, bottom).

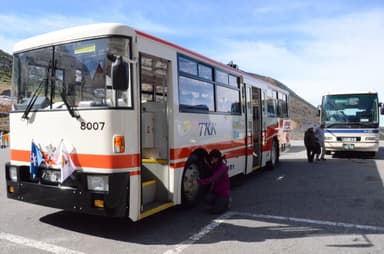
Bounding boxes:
181 161 201 207
267 140 279 170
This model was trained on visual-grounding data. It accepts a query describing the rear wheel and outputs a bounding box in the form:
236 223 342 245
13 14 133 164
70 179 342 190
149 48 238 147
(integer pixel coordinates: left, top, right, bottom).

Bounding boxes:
267 139 279 170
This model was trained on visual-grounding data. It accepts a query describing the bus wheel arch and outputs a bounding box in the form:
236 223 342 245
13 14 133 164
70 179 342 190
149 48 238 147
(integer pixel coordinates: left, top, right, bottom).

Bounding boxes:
181 148 209 206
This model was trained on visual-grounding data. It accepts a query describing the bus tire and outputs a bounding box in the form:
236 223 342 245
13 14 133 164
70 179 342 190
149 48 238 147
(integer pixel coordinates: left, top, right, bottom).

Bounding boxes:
181 150 210 207
267 139 279 170
181 160 200 207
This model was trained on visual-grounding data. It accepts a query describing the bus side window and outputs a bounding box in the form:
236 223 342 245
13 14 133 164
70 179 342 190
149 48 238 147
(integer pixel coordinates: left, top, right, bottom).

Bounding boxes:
267 99 276 117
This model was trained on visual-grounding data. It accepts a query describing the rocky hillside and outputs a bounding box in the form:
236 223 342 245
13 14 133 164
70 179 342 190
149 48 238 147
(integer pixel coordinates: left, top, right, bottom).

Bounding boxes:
0 49 12 131
249 73 319 140
0 49 12 87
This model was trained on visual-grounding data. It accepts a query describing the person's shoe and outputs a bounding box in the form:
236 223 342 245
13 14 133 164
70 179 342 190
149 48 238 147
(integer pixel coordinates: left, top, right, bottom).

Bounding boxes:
321 158 326 160
316 158 320 161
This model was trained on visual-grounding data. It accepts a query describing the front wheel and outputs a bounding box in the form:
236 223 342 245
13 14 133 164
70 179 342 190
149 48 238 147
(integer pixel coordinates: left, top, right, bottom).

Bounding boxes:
181 161 201 206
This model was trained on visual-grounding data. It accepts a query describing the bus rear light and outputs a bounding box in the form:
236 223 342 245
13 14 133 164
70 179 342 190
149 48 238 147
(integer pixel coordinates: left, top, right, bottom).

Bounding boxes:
113 135 125 153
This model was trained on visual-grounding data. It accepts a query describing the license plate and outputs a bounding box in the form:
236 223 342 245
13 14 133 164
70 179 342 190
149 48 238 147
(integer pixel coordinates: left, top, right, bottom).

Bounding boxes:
343 144 355 150
41 169 61 183
342 137 357 142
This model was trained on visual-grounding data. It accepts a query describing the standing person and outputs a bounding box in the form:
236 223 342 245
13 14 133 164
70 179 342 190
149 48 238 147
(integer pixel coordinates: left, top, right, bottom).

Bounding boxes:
304 127 317 162
314 123 326 160
198 149 231 214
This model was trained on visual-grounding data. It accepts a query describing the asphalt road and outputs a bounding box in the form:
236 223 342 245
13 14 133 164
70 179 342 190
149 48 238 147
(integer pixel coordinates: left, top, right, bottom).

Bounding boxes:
1 141 384 254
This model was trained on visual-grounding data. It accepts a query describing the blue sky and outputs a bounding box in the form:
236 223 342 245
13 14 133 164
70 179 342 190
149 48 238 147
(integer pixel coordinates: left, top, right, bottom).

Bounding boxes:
1 0 384 117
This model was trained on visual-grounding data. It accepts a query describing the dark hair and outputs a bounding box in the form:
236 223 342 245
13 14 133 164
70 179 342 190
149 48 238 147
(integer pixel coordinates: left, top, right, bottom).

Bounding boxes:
209 149 226 164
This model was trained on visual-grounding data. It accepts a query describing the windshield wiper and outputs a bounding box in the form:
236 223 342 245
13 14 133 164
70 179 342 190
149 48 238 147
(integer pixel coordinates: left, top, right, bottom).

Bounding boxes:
21 79 47 120
325 123 342 128
60 86 80 119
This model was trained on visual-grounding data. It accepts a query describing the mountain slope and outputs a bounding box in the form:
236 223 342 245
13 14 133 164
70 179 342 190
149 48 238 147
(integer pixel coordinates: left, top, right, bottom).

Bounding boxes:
0 49 12 88
248 72 319 139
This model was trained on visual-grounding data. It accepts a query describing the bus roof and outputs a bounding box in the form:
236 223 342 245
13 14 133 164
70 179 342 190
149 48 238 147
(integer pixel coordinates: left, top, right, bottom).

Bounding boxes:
12 23 288 94
12 23 134 53
323 91 378 96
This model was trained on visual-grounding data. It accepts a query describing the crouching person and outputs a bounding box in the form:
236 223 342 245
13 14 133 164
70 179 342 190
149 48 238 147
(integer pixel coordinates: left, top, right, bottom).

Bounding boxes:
197 149 231 214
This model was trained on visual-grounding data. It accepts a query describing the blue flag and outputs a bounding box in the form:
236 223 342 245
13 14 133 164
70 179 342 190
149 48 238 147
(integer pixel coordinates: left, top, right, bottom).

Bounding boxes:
30 142 43 178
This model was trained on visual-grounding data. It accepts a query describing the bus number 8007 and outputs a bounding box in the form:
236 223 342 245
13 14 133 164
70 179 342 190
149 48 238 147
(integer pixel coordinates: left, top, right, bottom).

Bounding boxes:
80 121 105 131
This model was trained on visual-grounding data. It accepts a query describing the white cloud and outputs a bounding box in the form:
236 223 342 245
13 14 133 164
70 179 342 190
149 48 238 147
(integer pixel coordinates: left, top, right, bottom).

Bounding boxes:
127 13 177 35
0 14 97 52
0 11 179 53
0 35 15 54
1 4 383 114
207 8 384 107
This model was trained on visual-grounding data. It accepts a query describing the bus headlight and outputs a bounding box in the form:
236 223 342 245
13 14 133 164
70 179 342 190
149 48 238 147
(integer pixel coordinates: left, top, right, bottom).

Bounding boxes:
87 175 109 192
324 136 333 141
365 137 378 141
8 166 18 182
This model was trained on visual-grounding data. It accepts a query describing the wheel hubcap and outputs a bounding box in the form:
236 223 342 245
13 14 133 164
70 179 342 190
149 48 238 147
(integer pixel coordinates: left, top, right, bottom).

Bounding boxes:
183 163 200 201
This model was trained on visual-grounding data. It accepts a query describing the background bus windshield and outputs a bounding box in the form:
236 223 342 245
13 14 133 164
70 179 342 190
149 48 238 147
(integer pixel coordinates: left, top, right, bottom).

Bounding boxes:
321 94 379 127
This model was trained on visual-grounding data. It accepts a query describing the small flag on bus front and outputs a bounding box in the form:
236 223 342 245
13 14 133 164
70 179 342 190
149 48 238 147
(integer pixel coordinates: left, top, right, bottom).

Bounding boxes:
30 141 43 178
53 141 76 183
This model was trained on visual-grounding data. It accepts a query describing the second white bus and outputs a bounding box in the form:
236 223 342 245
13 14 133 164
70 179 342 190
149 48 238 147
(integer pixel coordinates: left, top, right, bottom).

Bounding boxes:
320 91 383 156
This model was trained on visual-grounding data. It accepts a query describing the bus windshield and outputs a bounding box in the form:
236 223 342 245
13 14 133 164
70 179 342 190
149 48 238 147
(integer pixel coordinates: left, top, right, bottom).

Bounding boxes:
13 37 132 111
321 93 379 128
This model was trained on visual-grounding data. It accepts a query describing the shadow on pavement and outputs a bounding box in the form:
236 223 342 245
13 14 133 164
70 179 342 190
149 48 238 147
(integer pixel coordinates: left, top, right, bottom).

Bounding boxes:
39 143 384 247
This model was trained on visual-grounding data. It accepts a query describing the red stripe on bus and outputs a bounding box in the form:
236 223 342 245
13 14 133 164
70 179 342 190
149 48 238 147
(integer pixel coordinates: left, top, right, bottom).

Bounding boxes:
10 149 140 169
224 148 247 159
170 145 248 169
170 161 186 169
170 139 246 161
130 170 141 176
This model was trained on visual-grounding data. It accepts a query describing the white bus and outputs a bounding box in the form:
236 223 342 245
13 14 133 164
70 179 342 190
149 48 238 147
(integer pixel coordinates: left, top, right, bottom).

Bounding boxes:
5 23 290 221
319 91 384 156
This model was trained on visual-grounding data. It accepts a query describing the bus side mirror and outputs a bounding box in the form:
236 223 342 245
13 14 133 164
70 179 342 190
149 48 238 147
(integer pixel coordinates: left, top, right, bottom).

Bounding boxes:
380 103 384 115
111 56 129 91
317 105 321 117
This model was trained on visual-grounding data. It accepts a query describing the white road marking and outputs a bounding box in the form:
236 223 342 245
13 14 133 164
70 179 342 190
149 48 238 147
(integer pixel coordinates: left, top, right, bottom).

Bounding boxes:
0 232 86 254
163 212 234 254
163 211 384 254
3 211 384 254
235 212 384 232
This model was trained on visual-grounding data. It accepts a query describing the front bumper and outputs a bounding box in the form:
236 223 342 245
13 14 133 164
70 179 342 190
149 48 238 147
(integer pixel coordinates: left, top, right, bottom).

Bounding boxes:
5 163 130 217
325 141 379 153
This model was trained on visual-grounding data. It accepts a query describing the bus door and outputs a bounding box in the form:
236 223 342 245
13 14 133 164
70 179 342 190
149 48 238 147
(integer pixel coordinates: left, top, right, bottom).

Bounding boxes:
139 53 172 213
250 86 262 169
